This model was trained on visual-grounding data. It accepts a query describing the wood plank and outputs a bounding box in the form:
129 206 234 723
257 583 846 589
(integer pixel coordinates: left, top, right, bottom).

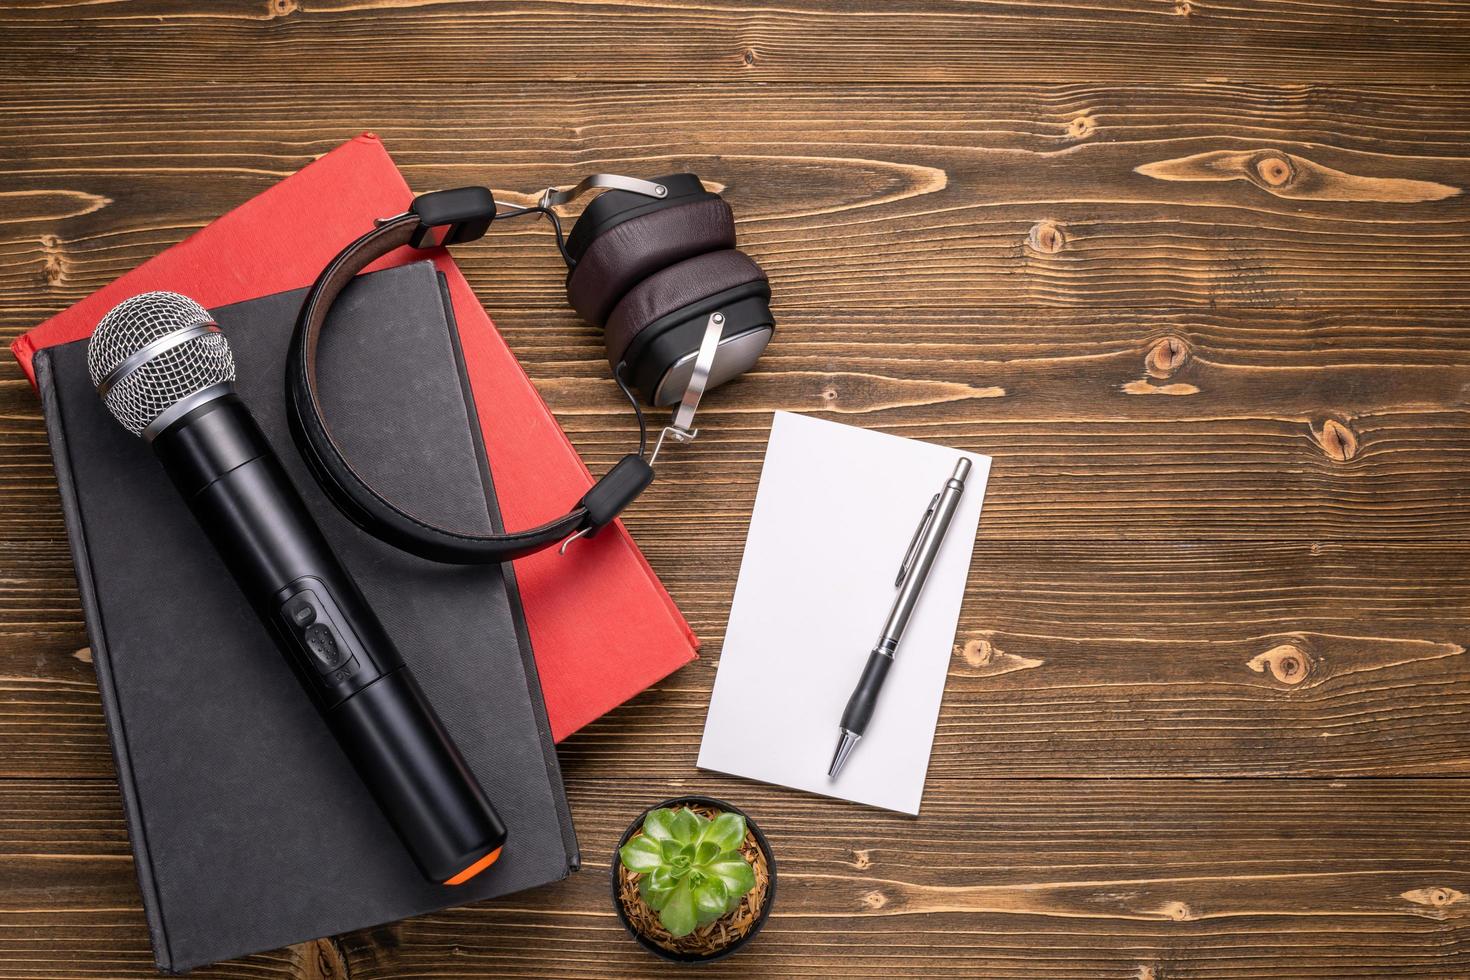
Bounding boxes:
1 778 1466 978
495 306 1470 541
3 538 1468 779
7 306 1469 556
573 538 1470 779
0 23 1466 976
4 1 1470 86
3 84 1470 315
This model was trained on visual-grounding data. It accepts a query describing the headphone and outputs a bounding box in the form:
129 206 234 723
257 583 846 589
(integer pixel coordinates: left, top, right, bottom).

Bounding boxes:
286 174 773 564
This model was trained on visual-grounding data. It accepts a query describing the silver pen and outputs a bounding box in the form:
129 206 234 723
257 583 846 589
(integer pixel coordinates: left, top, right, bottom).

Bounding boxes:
828 457 971 778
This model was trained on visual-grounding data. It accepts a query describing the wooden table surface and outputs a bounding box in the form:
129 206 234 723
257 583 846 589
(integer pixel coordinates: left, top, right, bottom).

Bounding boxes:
4 3 1470 977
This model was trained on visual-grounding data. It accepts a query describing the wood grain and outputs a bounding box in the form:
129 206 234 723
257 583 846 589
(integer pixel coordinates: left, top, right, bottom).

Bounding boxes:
8 306 1470 544
2 778 1468 979
4 1 1470 86
4 538 1468 779
4 84 1470 316
3 0 1470 975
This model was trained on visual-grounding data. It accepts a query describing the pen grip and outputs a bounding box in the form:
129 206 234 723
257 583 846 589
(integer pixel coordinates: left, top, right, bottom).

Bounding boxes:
840 651 893 736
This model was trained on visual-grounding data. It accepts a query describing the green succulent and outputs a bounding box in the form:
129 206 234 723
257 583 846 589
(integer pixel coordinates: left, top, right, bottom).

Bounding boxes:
618 807 758 938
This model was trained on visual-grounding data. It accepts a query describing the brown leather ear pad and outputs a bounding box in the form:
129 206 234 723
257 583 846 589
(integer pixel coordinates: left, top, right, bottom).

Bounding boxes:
566 197 736 326
605 249 767 368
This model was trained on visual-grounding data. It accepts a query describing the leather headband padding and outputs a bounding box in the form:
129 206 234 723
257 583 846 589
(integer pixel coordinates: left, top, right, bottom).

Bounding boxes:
286 214 591 564
565 197 736 327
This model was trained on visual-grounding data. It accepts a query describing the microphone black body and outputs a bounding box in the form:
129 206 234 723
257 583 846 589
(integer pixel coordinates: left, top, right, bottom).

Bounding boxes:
152 393 507 885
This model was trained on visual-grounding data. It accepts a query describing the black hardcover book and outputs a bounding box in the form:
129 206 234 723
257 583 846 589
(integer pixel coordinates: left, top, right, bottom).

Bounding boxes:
35 261 577 973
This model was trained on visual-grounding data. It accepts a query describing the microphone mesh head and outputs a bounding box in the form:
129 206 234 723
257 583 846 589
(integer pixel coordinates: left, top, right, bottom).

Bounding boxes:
87 292 235 436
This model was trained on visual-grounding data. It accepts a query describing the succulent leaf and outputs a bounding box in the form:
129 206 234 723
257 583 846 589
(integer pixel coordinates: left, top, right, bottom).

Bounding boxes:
649 865 676 890
702 812 747 852
642 808 679 842
619 834 664 873
660 880 698 937
694 876 730 926
671 807 704 844
725 887 745 915
707 856 757 900
640 867 677 909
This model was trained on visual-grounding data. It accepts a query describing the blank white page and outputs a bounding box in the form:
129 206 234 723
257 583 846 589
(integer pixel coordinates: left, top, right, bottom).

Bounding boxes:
698 411 989 814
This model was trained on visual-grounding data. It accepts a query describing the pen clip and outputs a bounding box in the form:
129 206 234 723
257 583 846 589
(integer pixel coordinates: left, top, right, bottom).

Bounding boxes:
896 493 940 587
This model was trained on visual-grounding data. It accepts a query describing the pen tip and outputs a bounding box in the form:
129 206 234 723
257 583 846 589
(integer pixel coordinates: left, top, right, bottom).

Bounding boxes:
827 729 860 779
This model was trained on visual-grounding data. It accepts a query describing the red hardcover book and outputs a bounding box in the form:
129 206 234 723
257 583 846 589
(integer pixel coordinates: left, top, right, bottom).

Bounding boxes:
13 133 697 741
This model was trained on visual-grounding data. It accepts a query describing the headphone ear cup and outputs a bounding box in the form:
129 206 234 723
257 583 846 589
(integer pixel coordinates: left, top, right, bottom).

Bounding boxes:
606 249 766 366
607 249 772 404
565 198 736 326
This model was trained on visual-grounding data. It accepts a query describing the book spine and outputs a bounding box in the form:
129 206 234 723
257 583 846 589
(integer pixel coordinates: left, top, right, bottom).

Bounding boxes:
437 275 580 870
36 352 175 972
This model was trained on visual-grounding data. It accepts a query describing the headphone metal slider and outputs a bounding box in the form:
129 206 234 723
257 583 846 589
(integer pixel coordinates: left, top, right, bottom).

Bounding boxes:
539 174 668 210
649 423 697 467
649 311 725 466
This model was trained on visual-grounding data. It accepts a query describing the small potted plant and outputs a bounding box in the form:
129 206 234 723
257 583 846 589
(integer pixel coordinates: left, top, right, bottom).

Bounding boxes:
612 796 776 962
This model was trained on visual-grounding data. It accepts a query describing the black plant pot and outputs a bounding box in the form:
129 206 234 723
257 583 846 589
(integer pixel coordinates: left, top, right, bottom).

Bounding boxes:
611 795 777 963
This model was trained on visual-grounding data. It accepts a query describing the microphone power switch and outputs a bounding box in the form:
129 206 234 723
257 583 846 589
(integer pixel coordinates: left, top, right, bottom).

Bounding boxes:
276 582 369 696
304 623 346 673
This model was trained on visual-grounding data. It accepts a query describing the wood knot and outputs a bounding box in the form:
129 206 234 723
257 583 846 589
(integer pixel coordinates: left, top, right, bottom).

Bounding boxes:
39 234 66 287
1146 336 1190 378
742 47 759 66
1247 644 1314 686
1173 0 1192 15
1068 115 1096 139
1138 965 1163 980
1137 149 1459 203
849 848 872 870
292 937 348 980
1254 153 1296 188
1313 419 1357 462
1027 221 1066 254
961 637 999 667
1402 886 1467 910
821 386 839 403
955 637 1044 677
269 0 299 16
861 889 887 910
1158 900 1194 921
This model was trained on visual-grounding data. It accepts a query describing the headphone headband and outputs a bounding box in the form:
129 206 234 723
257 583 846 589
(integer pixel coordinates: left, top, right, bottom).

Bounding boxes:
287 174 770 565
285 194 653 564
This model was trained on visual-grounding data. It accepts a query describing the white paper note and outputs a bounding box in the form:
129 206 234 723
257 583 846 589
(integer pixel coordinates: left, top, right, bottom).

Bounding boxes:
697 411 989 814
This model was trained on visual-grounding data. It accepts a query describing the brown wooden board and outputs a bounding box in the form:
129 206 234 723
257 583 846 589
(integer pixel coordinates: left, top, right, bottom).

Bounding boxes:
1 779 1468 978
2 8 1469 976
4 536 1468 779
3 85 1470 315
8 307 1470 548
4 1 1470 85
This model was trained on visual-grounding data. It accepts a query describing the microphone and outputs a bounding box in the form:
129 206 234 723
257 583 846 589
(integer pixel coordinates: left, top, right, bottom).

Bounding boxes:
88 291 507 885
